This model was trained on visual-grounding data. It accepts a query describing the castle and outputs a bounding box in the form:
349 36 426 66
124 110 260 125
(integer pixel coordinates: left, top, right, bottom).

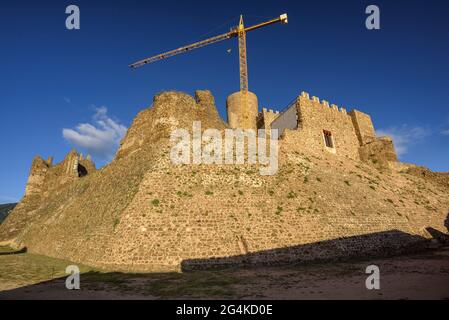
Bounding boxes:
1 89 447 272
229 90 398 166
25 90 398 193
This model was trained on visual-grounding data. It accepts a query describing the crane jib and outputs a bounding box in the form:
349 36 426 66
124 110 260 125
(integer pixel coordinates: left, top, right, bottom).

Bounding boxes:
129 32 235 68
129 14 287 69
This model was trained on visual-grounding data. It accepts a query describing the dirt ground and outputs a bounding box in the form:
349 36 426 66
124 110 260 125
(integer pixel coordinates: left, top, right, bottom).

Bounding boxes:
0 246 448 300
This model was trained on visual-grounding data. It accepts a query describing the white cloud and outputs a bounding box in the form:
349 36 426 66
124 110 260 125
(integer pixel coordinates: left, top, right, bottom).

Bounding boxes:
63 107 127 161
441 129 449 136
377 125 430 157
0 194 19 203
63 97 71 104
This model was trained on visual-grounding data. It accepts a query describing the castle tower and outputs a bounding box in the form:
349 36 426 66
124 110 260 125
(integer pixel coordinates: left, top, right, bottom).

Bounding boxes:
226 91 259 130
64 149 80 178
24 156 50 197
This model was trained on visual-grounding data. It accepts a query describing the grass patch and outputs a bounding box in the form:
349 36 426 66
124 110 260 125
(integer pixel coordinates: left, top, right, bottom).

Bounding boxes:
0 252 93 291
287 191 297 199
296 207 306 213
275 206 283 215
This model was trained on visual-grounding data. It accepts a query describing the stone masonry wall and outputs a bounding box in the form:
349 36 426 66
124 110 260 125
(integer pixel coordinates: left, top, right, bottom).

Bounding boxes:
349 109 376 145
257 108 279 130
295 92 361 160
25 150 96 199
24 157 51 197
359 136 398 166
2 90 442 273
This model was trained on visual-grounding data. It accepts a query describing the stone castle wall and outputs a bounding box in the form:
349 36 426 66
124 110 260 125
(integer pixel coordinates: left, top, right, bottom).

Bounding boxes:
3 90 445 273
359 136 398 166
87 146 447 272
226 91 259 130
257 108 279 129
263 91 395 163
349 109 376 145
294 92 362 159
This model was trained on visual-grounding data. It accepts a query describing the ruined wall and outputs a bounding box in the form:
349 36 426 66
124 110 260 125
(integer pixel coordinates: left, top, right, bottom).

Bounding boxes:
349 110 376 145
117 90 226 160
24 157 51 197
24 150 96 199
359 136 398 166
0 149 97 242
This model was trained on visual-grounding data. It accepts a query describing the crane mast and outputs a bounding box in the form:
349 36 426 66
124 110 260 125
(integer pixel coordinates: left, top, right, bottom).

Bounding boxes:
238 15 248 94
238 15 249 115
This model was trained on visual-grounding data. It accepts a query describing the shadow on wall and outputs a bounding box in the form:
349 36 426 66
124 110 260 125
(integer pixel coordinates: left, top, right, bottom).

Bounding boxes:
181 229 435 271
0 226 449 299
426 212 449 245
426 227 449 245
445 212 449 233
0 247 27 256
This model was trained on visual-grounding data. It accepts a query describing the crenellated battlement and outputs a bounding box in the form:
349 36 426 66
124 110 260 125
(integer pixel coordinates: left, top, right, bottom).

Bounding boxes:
266 89 384 160
300 91 349 116
261 107 280 116
257 107 280 131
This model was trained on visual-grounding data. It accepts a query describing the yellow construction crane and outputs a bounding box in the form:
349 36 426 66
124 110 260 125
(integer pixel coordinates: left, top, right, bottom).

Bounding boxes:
130 13 288 127
129 13 288 128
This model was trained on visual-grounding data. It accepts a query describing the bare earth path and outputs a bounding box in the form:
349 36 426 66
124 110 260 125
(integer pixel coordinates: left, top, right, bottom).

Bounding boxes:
1 246 448 300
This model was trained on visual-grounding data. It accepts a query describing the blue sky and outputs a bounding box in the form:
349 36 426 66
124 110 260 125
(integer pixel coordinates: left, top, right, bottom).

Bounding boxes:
1 0 448 203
